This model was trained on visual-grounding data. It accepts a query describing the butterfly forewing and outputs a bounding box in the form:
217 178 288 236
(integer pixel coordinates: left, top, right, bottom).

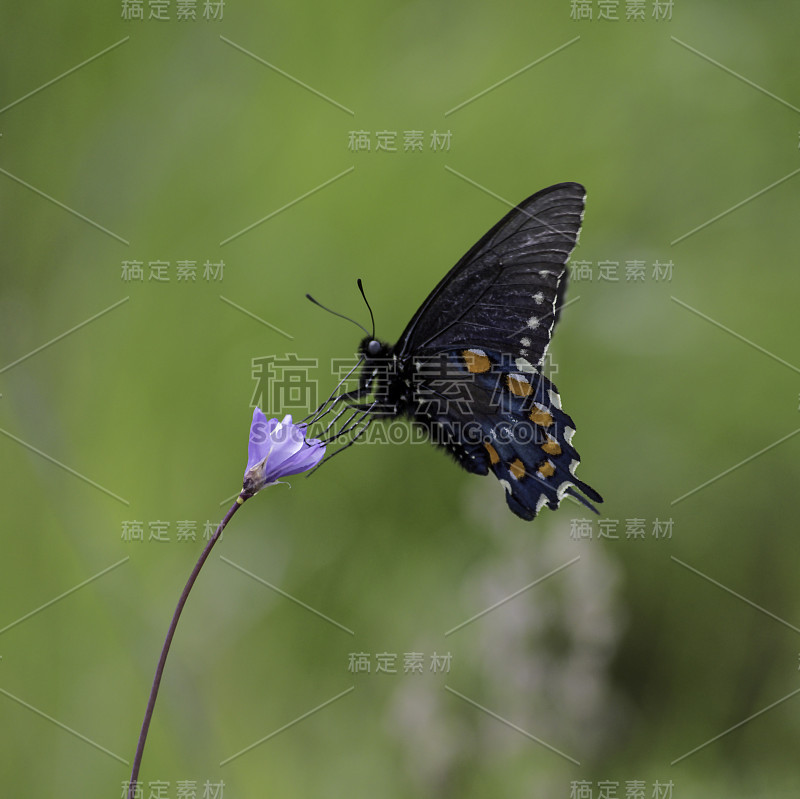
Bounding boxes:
395 182 586 370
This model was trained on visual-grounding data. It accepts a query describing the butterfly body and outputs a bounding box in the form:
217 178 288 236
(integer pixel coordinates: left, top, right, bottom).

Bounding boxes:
323 183 602 520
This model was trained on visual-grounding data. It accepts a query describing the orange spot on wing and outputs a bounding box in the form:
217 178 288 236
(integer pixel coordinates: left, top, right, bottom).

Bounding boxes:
529 407 553 427
462 349 491 374
537 461 556 478
541 438 562 456
506 374 533 397
484 442 500 465
509 458 526 480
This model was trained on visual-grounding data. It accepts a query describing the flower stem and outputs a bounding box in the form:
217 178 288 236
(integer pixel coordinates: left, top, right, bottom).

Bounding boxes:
127 492 250 798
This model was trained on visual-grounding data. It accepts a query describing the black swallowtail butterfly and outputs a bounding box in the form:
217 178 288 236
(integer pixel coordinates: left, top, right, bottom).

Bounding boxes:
310 183 602 520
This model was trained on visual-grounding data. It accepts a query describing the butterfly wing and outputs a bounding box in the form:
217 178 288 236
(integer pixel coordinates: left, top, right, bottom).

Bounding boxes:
409 348 602 520
394 183 601 519
395 182 585 369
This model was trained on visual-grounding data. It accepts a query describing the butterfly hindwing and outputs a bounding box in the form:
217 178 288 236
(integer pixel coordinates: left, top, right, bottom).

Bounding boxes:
407 348 601 519
484 364 602 520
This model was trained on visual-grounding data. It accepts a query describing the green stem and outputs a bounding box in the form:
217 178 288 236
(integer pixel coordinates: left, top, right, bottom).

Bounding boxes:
127 491 250 798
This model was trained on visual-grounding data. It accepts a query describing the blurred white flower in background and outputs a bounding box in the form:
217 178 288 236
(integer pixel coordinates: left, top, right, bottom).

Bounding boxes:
386 480 625 793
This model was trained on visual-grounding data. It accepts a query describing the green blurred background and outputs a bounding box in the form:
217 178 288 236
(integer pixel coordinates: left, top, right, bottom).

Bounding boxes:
2 1 800 796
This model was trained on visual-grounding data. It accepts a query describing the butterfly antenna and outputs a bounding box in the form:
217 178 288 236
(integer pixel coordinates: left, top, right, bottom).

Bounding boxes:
357 278 376 339
306 292 370 337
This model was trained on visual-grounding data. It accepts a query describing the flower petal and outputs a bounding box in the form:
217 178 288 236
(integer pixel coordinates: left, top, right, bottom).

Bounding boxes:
247 408 279 473
243 409 326 494
272 440 326 479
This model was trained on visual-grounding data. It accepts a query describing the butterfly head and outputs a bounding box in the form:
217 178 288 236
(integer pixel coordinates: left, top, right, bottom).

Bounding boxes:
358 336 393 361
356 336 401 407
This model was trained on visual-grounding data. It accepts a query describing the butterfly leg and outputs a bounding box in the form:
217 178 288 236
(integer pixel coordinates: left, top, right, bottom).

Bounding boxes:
318 401 378 443
301 356 367 425
306 416 374 476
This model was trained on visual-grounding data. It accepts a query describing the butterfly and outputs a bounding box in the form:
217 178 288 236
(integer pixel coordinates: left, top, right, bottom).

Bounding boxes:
309 183 602 520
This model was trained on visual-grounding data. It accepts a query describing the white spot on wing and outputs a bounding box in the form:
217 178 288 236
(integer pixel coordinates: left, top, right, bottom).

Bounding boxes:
527 316 540 330
515 357 536 374
533 291 545 305
499 479 512 494
535 494 549 514
548 389 562 409
465 348 486 357
564 426 575 444
557 481 572 500
569 459 579 475
520 337 531 347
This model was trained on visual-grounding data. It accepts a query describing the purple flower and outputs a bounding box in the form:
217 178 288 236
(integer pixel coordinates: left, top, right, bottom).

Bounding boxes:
243 408 326 494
